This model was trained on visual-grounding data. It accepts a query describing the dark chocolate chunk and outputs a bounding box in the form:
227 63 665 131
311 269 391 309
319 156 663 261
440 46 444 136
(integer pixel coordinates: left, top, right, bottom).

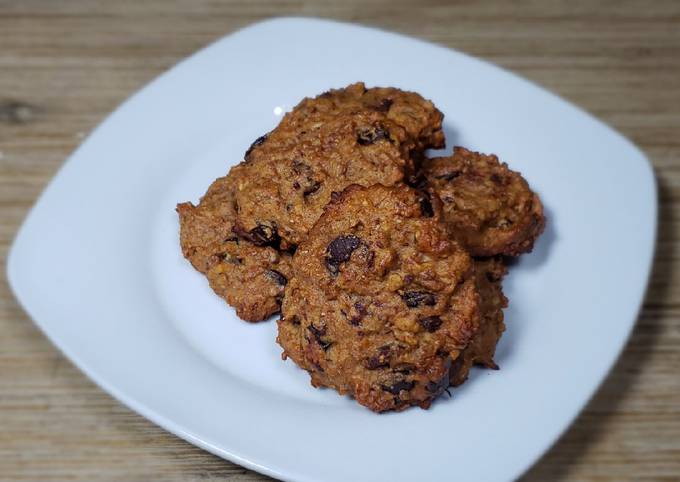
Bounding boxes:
401 291 436 308
325 235 362 275
244 133 268 160
419 316 443 332
264 269 288 286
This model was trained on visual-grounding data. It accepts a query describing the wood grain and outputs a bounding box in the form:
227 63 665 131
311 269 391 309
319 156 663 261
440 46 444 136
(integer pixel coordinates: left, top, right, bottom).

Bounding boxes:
1 1 678 480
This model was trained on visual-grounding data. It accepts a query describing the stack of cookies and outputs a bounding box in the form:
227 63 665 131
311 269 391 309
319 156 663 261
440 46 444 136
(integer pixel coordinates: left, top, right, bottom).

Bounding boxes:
177 83 545 412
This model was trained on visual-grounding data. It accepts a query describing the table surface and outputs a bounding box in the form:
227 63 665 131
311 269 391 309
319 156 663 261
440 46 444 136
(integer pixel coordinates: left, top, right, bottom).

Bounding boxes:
1 1 679 480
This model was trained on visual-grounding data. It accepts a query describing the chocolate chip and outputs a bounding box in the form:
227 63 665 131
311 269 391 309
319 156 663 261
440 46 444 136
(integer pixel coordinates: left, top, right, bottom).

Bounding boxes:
435 171 461 181
325 235 362 275
401 291 436 308
381 380 415 395
264 269 287 286
418 192 434 217
357 125 391 145
232 223 280 248
419 316 443 332
308 324 332 351
244 133 268 160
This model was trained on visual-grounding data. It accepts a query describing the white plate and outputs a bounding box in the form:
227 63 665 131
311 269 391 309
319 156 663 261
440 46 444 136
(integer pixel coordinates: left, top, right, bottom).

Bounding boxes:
7 17 656 482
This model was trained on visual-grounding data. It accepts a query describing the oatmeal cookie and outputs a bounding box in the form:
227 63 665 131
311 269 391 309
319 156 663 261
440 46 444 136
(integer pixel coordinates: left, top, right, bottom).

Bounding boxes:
277 184 481 412
451 257 508 386
233 83 445 249
423 146 545 256
177 175 292 322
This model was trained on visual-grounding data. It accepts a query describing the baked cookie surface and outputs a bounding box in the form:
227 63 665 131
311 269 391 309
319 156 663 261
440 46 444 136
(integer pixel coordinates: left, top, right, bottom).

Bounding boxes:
277 184 480 412
423 146 545 257
233 83 445 248
451 257 508 386
177 175 292 322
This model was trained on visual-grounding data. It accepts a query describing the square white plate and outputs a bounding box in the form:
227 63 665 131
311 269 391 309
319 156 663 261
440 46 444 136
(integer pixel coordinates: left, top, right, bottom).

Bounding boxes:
8 17 656 482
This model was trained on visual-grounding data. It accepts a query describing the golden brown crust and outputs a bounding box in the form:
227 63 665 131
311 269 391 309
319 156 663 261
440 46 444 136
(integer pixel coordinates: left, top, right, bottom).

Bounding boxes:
423 146 545 257
451 257 508 386
277 184 481 412
177 176 292 322
233 83 445 248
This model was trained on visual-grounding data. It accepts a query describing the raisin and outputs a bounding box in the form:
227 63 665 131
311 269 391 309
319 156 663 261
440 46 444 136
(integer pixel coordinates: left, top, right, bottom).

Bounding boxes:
393 363 416 374
407 173 429 189
350 302 367 326
364 345 391 370
244 133 268 160
303 181 321 197
419 316 443 332
325 235 362 275
308 324 332 351
264 269 287 286
357 125 390 145
375 98 393 112
401 291 436 308
232 223 280 248
418 192 434 217
381 380 415 395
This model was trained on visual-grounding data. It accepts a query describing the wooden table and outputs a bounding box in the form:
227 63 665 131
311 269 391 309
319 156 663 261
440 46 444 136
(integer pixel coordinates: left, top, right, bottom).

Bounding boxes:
1 1 678 480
